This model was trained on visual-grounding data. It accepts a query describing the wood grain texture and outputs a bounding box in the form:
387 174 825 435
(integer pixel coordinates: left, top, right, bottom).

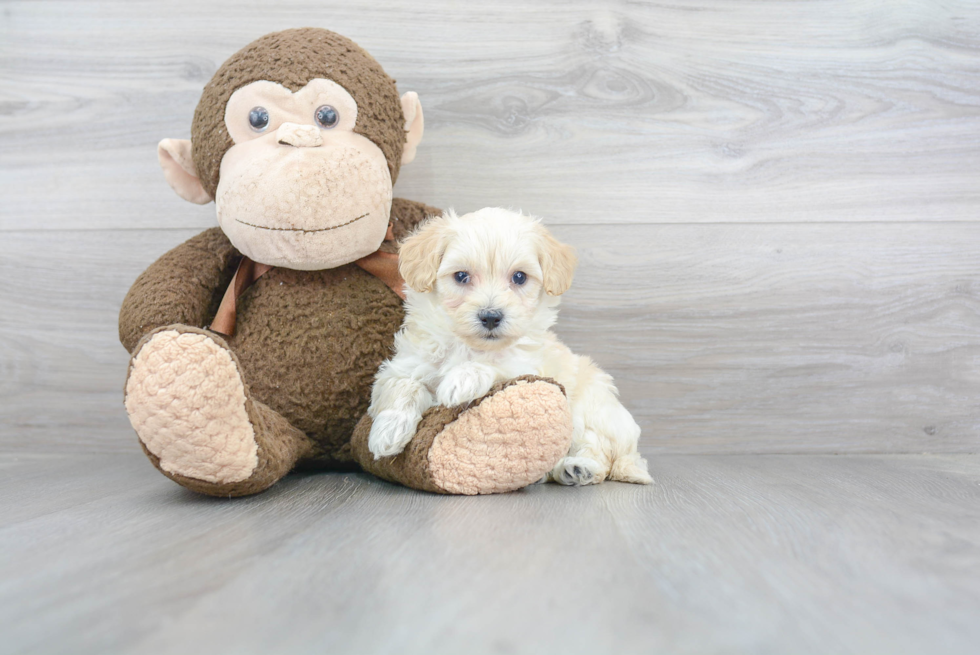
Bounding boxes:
1 0 979 230
2 452 978 654
3 5 979 653
2 225 979 454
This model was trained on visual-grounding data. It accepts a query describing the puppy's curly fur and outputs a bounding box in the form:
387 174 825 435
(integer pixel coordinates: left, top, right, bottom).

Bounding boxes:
367 208 651 486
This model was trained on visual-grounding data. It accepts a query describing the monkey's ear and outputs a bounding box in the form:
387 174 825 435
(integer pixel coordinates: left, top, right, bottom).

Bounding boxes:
400 92 424 165
157 139 212 205
399 216 451 293
535 225 578 296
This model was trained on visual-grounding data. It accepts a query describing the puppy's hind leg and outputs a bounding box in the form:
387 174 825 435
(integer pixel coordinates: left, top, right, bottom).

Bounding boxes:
550 427 609 486
565 355 652 485
602 404 653 485
552 454 605 486
609 451 653 484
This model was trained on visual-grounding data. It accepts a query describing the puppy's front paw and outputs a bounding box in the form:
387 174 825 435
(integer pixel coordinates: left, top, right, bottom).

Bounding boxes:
436 365 496 407
553 457 604 486
368 410 419 459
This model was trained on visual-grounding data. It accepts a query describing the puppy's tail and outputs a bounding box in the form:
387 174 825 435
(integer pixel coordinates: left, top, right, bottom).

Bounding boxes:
608 452 653 485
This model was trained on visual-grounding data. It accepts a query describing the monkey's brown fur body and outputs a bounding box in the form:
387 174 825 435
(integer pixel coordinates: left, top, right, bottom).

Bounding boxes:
120 201 426 467
120 28 572 496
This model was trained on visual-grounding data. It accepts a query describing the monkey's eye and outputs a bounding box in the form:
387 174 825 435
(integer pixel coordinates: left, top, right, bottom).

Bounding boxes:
512 271 527 285
248 107 270 132
454 271 470 285
315 105 339 129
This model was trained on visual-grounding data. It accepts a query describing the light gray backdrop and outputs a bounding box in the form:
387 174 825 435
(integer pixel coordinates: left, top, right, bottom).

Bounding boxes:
3 0 979 456
3 3 980 654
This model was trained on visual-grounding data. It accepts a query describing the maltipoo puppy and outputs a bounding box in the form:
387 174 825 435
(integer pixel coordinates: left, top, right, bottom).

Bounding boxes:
367 208 652 486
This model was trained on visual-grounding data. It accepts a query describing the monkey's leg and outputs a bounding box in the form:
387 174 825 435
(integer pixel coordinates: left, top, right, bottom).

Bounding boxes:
351 376 572 495
125 326 312 497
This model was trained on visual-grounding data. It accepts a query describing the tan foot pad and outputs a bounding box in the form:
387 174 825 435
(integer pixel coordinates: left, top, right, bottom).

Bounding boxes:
125 329 258 484
427 379 573 495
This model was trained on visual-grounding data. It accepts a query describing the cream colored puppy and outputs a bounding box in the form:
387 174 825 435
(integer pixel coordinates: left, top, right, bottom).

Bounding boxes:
367 208 652 486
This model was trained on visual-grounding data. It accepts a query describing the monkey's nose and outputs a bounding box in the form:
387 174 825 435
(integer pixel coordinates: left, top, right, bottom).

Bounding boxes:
276 123 323 148
478 309 504 331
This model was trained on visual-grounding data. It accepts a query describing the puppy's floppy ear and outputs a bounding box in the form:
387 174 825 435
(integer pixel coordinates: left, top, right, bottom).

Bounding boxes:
535 223 578 296
399 216 452 293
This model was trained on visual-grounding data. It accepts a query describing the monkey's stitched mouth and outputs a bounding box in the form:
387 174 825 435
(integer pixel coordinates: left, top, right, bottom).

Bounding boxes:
235 213 369 233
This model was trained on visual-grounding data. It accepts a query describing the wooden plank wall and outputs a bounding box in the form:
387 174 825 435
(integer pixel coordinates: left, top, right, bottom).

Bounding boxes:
2 0 979 454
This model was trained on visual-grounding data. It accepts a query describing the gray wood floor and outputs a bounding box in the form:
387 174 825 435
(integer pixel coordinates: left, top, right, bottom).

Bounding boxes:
2 451 979 654
3 0 980 652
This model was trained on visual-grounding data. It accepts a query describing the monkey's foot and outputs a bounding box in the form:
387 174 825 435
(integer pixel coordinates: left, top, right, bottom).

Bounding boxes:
352 376 573 495
125 325 308 497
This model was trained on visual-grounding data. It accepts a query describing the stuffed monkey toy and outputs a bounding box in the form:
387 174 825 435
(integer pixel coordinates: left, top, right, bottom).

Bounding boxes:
119 28 572 497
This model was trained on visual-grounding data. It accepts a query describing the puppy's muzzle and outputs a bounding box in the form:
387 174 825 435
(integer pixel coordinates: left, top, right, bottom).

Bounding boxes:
477 309 504 331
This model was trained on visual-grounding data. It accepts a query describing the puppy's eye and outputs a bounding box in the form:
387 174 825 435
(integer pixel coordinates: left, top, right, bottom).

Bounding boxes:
512 271 527 285
248 107 270 131
315 105 339 128
454 271 470 284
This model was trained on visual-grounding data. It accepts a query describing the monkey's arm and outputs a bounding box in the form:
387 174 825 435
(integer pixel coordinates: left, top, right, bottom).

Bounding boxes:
119 228 240 353
386 198 443 248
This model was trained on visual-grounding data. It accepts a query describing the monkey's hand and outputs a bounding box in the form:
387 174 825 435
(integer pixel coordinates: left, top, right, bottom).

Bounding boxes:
119 228 239 354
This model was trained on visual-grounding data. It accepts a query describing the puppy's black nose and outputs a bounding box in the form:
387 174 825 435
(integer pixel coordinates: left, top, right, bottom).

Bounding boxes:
478 309 504 330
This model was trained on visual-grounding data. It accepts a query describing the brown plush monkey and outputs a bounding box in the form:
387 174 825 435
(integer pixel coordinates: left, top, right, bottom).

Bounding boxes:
119 28 572 497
